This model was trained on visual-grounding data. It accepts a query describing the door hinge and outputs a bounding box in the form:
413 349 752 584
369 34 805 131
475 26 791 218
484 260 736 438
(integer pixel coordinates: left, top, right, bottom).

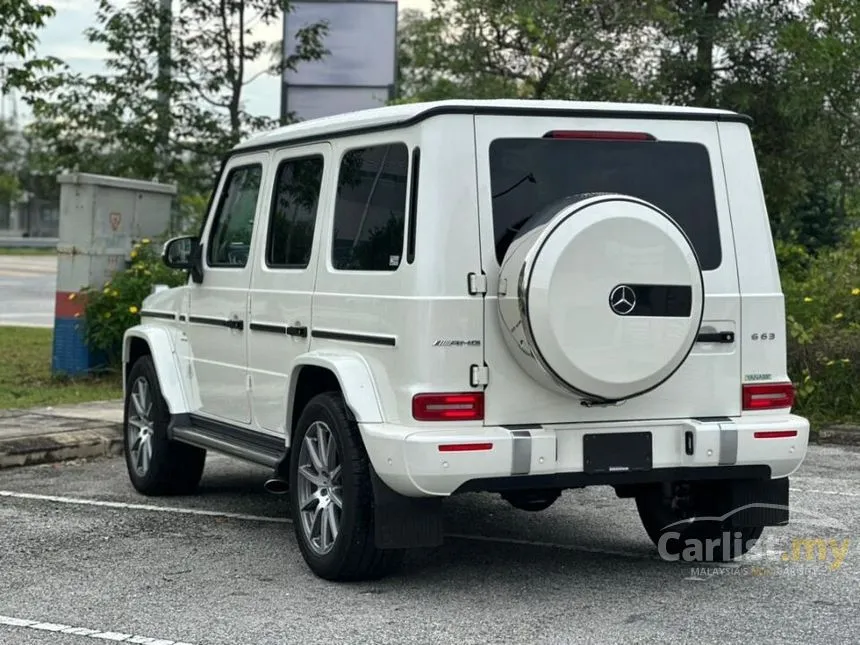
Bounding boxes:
470 364 489 387
467 272 487 295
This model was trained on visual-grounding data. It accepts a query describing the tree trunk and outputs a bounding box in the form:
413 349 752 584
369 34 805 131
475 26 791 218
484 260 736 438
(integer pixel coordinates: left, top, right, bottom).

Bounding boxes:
692 0 726 107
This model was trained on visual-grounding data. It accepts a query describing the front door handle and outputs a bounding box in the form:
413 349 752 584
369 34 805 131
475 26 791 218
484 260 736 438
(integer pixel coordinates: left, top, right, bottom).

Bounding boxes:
286 325 308 338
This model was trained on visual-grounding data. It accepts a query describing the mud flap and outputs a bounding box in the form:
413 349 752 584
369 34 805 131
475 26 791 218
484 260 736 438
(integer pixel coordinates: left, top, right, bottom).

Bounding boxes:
369 466 444 549
723 476 790 528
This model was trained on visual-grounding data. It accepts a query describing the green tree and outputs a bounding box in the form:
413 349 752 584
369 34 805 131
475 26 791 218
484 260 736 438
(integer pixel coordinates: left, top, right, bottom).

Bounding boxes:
0 0 59 92
23 0 327 203
394 0 656 103
0 118 24 204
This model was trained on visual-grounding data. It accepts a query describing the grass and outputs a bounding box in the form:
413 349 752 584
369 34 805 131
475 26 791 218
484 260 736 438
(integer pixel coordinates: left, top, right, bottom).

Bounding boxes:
0 326 123 410
0 247 56 255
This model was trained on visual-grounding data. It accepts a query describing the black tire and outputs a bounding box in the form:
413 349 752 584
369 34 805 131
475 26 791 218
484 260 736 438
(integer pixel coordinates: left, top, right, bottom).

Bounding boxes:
635 483 764 563
123 355 206 496
289 391 403 582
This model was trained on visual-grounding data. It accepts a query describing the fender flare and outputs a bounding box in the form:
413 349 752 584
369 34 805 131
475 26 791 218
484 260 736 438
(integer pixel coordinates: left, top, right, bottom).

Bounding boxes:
123 325 191 415
286 350 386 435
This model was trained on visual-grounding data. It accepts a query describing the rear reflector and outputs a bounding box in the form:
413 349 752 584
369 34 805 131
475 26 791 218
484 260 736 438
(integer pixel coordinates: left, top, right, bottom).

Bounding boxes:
412 392 484 421
543 130 655 141
742 382 795 411
754 430 798 439
438 442 494 452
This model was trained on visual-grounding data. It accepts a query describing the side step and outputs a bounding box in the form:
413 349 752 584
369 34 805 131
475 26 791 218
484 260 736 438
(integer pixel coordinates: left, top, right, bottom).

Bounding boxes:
169 413 284 469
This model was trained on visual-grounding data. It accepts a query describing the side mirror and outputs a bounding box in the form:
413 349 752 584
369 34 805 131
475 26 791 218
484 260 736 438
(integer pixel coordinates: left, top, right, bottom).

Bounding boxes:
162 235 204 283
162 235 197 270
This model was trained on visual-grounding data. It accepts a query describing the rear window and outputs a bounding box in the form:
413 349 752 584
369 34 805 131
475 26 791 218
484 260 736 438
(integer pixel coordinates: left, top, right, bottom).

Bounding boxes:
488 138 722 270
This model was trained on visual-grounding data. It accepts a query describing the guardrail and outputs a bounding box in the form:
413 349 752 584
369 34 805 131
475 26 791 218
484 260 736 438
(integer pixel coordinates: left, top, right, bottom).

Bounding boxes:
0 237 59 249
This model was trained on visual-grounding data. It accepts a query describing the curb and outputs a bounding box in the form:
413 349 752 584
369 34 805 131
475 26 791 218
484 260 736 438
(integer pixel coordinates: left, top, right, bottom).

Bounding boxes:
813 426 860 447
0 424 123 469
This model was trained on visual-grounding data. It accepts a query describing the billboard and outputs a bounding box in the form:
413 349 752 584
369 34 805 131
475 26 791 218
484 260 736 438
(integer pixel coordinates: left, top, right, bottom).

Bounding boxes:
281 0 398 122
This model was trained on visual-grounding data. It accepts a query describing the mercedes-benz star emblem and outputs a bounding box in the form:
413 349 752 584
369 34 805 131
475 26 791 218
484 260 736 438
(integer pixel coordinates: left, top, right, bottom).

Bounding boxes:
609 285 636 316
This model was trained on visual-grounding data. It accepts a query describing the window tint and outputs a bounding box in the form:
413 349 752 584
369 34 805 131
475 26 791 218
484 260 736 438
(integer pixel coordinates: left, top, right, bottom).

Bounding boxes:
266 155 325 269
488 139 722 270
331 143 409 271
207 164 263 268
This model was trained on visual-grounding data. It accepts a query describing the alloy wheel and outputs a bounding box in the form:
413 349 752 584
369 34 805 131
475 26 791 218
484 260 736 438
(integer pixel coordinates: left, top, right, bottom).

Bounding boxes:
296 421 343 556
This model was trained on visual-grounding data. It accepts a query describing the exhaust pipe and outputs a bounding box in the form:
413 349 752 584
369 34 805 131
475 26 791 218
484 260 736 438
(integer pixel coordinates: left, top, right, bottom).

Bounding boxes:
264 477 289 495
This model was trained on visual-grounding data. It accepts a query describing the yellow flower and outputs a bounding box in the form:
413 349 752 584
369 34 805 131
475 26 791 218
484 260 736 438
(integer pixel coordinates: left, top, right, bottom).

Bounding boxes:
833 312 844 320
129 305 139 314
103 287 110 294
104 312 111 319
852 288 860 296
142 238 151 244
112 289 119 297
803 296 813 303
67 293 76 300
130 250 138 259
841 358 850 364
826 359 835 366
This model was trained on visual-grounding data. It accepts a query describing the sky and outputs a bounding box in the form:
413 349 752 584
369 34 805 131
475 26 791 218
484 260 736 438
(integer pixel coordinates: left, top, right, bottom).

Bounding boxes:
12 0 432 122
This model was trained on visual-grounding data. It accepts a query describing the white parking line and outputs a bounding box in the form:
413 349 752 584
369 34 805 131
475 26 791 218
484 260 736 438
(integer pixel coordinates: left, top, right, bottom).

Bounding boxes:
2 486 848 564
0 491 288 524
445 532 651 560
790 487 860 498
0 615 194 644
0 489 653 559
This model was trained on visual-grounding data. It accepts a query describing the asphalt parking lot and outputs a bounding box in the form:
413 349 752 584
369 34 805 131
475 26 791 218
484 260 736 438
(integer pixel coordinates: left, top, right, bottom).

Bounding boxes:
0 444 857 645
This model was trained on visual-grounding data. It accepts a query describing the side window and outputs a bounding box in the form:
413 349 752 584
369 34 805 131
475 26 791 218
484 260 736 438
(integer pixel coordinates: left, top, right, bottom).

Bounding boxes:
207 164 263 268
266 155 325 269
331 142 409 271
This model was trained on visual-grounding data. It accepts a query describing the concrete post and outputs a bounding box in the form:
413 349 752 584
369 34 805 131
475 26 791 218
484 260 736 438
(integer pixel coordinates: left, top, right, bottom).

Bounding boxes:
52 173 177 376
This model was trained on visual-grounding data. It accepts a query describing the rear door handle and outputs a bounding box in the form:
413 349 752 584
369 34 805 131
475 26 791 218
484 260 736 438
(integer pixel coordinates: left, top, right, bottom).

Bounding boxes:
696 331 735 344
286 325 308 338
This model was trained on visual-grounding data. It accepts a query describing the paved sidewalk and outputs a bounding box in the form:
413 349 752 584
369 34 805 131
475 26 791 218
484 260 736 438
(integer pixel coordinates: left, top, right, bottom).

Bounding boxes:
0 400 123 469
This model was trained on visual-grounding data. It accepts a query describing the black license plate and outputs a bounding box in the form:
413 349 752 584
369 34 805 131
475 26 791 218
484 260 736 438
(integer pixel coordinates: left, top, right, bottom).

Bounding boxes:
583 432 653 474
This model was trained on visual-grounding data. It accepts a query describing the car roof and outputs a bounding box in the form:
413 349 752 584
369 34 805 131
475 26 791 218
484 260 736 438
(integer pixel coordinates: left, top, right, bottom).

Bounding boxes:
232 98 747 153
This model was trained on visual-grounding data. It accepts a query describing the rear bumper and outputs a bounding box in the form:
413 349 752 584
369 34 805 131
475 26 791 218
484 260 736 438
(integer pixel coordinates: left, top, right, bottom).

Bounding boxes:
360 414 810 497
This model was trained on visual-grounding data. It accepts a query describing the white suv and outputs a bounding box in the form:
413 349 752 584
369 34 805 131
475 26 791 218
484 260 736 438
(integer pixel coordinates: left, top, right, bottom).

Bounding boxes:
122 99 810 581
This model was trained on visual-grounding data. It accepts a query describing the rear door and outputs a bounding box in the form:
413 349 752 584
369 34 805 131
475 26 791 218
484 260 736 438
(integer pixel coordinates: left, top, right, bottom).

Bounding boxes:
247 143 330 437
474 113 742 425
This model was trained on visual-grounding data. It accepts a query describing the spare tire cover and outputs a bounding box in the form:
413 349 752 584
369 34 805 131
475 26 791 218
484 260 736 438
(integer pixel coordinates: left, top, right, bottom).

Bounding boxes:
497 193 704 402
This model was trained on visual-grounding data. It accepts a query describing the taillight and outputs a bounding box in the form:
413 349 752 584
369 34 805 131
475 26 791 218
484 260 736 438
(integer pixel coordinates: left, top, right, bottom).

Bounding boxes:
543 130 656 141
742 383 795 411
412 392 484 421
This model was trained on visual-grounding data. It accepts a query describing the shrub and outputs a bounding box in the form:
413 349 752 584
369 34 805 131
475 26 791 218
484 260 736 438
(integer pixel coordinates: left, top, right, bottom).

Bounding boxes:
782 229 860 425
76 238 187 367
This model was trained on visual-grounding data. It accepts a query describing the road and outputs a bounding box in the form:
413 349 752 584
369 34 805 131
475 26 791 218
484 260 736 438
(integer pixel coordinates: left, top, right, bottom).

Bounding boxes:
0 444 857 645
0 254 57 328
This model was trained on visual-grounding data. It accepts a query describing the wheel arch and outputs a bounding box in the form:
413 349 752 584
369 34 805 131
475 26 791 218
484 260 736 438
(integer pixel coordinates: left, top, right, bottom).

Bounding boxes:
123 326 191 415
286 351 385 448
